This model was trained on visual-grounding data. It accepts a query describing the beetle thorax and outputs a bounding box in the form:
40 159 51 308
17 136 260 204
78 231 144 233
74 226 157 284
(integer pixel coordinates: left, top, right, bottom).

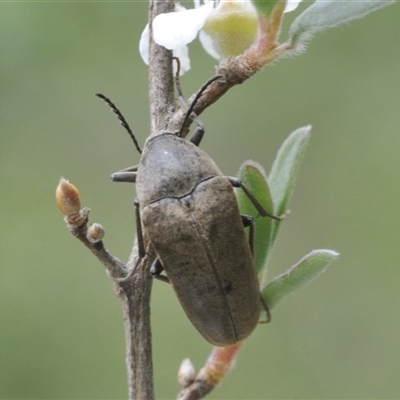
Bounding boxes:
136 133 223 206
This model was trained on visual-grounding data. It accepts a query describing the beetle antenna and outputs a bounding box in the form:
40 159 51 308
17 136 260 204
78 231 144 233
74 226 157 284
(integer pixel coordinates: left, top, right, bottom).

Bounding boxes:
95 93 142 154
173 58 221 137
184 75 222 123
173 59 202 132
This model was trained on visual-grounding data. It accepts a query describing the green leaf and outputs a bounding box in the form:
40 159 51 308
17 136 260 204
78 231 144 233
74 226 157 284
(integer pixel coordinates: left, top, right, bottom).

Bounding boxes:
268 126 311 243
288 0 394 51
236 161 275 274
262 249 339 310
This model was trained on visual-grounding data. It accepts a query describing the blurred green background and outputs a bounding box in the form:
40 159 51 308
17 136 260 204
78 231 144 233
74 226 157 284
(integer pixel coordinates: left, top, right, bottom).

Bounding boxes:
1 2 400 399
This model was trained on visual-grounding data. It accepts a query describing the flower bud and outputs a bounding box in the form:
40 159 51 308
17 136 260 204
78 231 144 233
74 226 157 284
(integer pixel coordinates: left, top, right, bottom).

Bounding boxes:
56 178 81 217
178 358 196 388
200 0 258 60
87 223 105 243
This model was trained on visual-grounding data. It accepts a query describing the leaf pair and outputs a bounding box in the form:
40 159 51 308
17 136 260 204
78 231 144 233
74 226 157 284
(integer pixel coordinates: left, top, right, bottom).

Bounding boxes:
235 126 339 314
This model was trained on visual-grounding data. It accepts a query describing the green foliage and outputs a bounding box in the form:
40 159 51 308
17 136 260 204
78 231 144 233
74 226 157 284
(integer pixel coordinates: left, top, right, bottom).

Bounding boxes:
262 249 339 309
236 126 339 315
236 161 274 274
268 125 310 243
288 0 395 52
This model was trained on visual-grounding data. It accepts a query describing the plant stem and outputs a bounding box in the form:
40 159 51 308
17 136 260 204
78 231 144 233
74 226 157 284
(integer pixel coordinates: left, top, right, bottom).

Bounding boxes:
116 249 155 400
148 0 175 135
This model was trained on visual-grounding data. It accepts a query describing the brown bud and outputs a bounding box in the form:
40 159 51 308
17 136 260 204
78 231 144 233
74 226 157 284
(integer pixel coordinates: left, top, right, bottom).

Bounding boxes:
87 223 105 243
56 177 81 217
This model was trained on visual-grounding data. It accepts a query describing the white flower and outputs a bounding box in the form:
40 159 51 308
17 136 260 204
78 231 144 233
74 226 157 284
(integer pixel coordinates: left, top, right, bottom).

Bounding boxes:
140 8 191 75
139 0 302 74
154 2 214 50
199 0 259 60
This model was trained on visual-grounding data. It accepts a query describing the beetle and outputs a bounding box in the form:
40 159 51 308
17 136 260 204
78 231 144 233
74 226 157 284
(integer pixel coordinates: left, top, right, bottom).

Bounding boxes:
96 76 282 346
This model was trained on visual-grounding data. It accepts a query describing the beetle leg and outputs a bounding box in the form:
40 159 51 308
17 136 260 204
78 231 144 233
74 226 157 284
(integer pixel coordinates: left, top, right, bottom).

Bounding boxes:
242 215 272 323
242 214 272 323
260 295 271 323
241 215 255 256
227 177 284 221
111 165 138 183
134 198 146 259
150 258 170 284
188 126 205 146
120 165 138 172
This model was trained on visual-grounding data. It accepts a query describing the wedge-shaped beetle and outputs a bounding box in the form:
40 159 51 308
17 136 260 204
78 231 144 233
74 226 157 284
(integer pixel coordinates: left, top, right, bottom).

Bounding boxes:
96 77 282 346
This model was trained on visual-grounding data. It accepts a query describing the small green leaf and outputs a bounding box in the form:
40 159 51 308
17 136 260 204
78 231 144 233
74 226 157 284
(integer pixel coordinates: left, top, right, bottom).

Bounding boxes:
288 0 394 51
236 161 274 274
268 126 311 243
262 249 339 310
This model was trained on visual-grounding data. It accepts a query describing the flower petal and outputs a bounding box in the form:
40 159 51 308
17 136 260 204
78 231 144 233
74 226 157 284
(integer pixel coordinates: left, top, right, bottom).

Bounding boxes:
139 8 192 74
199 30 222 60
173 45 191 75
139 24 150 65
284 0 302 13
153 2 214 50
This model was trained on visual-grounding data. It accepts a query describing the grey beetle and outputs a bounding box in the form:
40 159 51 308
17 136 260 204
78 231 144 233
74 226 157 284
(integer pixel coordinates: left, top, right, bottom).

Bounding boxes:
96 78 282 346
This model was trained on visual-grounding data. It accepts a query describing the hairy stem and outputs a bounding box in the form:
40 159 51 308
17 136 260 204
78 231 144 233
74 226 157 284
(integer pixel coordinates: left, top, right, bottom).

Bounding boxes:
177 342 244 400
